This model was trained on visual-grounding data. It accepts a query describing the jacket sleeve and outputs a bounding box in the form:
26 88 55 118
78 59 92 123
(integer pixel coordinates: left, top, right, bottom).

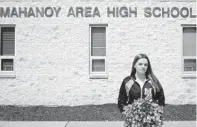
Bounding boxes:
118 79 128 112
158 86 165 107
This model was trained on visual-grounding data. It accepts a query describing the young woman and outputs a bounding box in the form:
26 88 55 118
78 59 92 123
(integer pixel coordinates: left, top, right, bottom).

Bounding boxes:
118 53 165 126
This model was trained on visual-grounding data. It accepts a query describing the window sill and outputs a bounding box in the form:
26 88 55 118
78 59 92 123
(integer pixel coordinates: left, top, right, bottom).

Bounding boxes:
181 73 196 78
0 72 16 78
89 74 108 79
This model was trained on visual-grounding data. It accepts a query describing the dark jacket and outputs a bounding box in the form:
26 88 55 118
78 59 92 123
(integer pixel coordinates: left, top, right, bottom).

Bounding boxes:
118 76 165 112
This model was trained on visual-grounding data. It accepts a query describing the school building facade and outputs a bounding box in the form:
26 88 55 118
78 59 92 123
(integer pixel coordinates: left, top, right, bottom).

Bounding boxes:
0 0 196 107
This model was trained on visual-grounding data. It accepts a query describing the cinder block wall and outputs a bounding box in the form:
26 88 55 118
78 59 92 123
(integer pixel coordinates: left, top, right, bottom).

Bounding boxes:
0 0 196 106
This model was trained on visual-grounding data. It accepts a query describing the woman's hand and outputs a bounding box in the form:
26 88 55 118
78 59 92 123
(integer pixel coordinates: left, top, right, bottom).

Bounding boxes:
122 106 129 117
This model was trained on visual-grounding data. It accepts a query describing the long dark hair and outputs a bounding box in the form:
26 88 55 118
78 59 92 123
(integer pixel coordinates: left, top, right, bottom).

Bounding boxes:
130 53 162 92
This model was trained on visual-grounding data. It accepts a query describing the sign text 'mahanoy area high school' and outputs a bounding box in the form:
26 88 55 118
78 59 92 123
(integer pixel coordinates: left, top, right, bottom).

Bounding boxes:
0 6 196 18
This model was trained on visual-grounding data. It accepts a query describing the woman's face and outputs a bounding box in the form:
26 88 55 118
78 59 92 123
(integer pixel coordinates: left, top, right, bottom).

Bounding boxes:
134 58 148 75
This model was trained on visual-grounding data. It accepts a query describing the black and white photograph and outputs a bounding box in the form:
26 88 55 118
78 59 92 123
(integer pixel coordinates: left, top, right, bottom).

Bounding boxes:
0 0 196 127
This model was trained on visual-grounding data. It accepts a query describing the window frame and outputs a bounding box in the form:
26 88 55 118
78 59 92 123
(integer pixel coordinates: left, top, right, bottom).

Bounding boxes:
89 24 108 79
181 24 196 78
0 24 16 78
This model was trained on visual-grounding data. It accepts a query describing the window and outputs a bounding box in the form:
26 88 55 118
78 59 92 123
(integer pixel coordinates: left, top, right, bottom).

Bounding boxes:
89 24 108 79
182 24 196 77
0 25 15 77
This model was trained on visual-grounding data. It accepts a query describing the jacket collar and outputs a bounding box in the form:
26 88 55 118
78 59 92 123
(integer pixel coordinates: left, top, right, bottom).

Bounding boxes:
130 75 151 82
130 75 156 95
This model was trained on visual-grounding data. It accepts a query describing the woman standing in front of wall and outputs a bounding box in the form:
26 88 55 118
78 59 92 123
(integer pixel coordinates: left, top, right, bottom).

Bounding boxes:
118 53 165 127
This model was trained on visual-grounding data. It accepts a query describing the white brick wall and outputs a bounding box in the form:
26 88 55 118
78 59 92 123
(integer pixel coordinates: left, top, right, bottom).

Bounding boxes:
0 0 196 106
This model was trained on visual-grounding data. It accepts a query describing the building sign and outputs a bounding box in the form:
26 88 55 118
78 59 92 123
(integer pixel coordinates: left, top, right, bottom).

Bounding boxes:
0 6 196 18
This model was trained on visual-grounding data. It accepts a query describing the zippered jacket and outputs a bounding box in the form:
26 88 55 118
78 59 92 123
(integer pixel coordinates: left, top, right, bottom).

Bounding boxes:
118 76 165 112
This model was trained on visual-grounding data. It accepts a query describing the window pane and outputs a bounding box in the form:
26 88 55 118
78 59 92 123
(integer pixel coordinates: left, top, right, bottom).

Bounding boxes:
183 27 196 56
92 59 105 72
184 59 196 71
1 59 13 71
91 47 106 56
91 27 106 56
1 27 15 55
